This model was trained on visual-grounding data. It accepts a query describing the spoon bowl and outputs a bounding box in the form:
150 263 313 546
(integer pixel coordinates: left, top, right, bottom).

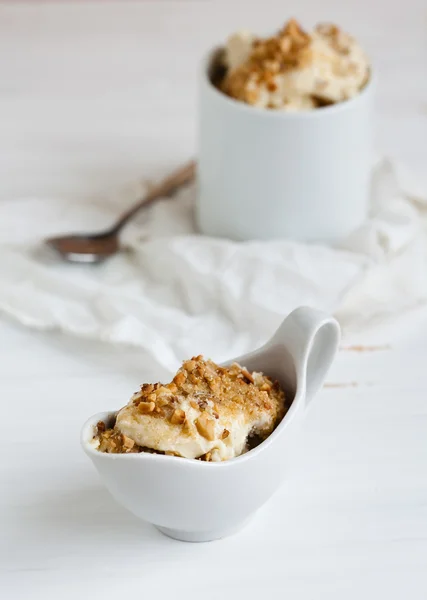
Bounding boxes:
46 233 120 264
46 161 195 264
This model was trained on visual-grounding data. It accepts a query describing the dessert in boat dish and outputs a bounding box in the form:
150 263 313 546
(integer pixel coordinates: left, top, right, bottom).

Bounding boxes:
93 356 289 462
82 307 340 542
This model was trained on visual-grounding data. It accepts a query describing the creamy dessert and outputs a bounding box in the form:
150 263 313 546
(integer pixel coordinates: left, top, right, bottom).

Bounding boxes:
219 19 370 111
93 356 289 462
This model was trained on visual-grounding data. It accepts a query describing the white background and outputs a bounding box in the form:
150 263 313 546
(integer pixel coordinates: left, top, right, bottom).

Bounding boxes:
1 2 427 599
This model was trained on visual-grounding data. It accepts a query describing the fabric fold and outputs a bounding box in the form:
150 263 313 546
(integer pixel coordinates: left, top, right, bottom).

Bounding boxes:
0 158 425 371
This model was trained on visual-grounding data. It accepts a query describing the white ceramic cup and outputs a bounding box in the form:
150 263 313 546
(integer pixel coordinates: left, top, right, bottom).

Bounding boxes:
197 49 373 243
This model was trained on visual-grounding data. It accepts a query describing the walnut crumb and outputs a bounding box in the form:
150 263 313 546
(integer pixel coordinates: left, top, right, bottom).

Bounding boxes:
241 368 254 383
174 371 186 386
156 397 169 408
221 428 230 439
184 360 197 372
141 383 154 393
196 413 216 441
122 435 135 450
138 401 156 414
170 408 186 425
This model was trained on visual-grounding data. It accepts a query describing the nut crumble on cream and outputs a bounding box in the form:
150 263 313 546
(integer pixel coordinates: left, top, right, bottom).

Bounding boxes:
93 356 289 462
219 19 370 111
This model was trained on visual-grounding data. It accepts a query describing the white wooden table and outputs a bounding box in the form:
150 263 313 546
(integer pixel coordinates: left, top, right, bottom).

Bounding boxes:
1 2 427 598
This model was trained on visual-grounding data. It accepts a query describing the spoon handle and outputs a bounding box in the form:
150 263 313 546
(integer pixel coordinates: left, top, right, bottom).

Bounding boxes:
111 160 196 233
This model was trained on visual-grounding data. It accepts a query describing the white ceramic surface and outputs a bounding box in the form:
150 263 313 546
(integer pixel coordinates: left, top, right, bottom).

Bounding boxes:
81 307 340 542
197 49 373 243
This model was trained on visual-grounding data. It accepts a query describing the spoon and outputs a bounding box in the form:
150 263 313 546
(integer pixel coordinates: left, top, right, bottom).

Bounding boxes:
45 160 196 263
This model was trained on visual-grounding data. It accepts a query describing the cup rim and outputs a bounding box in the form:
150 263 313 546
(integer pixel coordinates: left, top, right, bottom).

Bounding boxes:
201 45 374 119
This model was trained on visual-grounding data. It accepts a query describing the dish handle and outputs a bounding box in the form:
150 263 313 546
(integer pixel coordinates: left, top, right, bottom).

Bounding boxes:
270 306 341 409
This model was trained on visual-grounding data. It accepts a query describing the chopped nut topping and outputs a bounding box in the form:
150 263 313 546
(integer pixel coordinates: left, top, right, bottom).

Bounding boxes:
222 17 312 106
221 428 230 439
196 413 216 441
170 408 186 425
241 368 254 383
95 427 141 454
282 18 310 47
156 386 170 395
122 435 135 450
95 356 289 461
138 401 156 414
156 398 168 408
174 371 186 387
220 18 369 109
141 383 154 394
183 360 197 372
279 37 291 53
316 22 339 37
189 373 200 385
208 378 220 392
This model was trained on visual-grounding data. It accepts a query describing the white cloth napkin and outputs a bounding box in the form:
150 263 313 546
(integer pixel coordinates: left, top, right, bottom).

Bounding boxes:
0 158 426 371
